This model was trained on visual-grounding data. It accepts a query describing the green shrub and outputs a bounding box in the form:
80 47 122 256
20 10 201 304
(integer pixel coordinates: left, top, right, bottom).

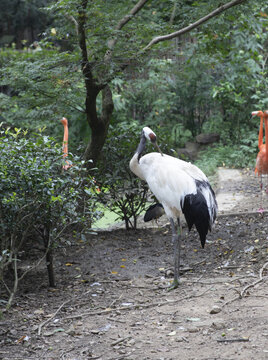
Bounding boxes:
96 123 148 230
0 127 99 307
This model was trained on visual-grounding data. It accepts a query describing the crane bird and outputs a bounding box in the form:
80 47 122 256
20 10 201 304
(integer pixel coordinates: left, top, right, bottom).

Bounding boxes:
61 117 72 170
253 110 268 211
130 127 218 289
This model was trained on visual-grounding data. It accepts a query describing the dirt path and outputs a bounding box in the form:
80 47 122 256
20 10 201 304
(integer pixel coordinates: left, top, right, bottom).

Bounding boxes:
216 168 267 214
0 168 268 360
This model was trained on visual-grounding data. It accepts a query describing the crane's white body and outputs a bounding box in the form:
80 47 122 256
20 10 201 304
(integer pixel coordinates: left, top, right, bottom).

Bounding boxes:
129 127 217 288
130 151 215 223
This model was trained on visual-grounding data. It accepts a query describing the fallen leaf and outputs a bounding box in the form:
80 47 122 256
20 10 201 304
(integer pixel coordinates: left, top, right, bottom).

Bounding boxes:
16 335 29 343
34 309 44 315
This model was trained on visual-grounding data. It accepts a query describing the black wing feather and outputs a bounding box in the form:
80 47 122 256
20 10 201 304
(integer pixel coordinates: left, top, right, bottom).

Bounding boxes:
181 180 217 248
144 203 164 222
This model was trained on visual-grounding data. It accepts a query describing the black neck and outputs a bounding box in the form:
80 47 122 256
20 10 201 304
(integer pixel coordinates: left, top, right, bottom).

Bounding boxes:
136 135 146 162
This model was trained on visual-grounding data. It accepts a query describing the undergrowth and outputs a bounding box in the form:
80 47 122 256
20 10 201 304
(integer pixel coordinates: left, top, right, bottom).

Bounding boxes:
194 141 257 177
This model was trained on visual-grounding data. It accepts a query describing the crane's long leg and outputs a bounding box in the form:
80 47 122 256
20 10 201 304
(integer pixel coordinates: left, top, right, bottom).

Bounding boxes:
168 217 181 290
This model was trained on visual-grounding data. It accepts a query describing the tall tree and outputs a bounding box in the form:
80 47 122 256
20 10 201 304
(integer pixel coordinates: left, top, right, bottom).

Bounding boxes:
1 0 255 165
73 0 249 164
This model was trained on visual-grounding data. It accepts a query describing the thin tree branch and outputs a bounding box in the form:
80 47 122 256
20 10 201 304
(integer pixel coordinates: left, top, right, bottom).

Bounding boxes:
142 0 248 52
223 261 268 307
115 0 149 31
66 14 79 35
105 0 149 60
240 261 268 297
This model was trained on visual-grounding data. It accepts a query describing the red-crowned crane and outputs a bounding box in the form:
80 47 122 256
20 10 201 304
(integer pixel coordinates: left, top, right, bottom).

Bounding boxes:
253 110 268 211
130 127 218 289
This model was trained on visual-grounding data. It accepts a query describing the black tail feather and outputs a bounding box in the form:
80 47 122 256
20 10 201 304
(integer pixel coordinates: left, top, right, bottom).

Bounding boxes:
181 191 210 248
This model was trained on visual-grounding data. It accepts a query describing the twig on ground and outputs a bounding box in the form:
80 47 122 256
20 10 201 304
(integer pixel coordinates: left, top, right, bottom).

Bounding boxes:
38 300 70 336
111 336 132 346
223 261 268 307
240 261 268 297
109 293 123 308
62 286 213 320
109 351 134 360
191 259 208 267
107 317 126 323
217 337 249 343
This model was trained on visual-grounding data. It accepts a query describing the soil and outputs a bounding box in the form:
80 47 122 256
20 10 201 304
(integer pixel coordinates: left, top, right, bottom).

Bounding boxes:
1 168 268 360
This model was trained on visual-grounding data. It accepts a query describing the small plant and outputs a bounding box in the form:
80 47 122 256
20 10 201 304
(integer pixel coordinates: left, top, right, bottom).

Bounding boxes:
0 127 99 308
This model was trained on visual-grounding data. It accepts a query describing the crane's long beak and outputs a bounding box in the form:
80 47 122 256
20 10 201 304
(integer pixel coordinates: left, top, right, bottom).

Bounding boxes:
155 142 163 156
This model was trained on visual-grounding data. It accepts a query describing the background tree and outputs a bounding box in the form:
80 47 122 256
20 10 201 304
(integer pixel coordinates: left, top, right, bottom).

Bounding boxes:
0 0 52 48
1 0 262 166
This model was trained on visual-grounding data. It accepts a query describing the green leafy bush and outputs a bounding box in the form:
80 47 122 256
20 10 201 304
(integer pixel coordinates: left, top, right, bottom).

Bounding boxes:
96 123 148 230
0 127 99 307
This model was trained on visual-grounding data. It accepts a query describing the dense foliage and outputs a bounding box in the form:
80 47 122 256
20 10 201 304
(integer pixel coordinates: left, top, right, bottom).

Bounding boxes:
0 127 99 307
1 0 267 163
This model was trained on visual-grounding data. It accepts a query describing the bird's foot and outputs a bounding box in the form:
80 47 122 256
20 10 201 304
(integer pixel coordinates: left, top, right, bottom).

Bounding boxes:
258 207 265 213
167 278 179 291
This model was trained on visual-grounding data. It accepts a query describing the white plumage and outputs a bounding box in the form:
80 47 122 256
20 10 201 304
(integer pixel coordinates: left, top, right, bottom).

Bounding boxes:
130 127 217 289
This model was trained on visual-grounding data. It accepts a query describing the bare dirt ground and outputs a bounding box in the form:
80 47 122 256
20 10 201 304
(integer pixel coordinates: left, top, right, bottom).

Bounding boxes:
1 168 268 360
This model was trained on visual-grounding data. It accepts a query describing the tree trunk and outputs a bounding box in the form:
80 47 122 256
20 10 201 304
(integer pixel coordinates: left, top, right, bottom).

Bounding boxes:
43 224 55 288
77 1 114 165
83 85 114 165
